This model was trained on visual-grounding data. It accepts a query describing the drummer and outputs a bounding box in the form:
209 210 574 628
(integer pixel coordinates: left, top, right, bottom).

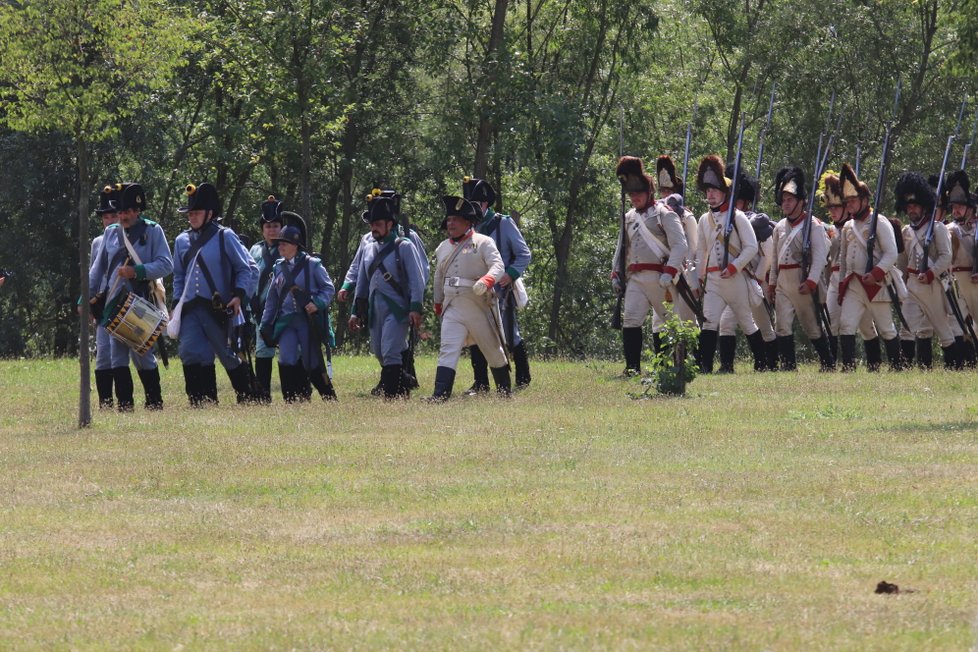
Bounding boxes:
88 182 173 411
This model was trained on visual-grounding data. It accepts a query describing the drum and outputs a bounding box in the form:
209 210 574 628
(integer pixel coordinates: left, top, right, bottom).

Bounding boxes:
103 292 167 355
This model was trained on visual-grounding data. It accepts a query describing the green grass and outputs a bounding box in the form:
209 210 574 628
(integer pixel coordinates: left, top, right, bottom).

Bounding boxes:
1 357 977 649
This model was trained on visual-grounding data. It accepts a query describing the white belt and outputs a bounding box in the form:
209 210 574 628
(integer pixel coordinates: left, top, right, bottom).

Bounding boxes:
445 277 476 288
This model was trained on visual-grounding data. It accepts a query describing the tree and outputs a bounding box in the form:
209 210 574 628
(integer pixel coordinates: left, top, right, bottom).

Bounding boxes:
0 0 196 426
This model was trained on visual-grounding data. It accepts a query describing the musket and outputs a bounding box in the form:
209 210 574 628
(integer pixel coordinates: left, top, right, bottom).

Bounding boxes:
946 276 978 343
961 105 978 170
612 105 627 329
921 98 966 274
755 84 776 209
722 113 747 270
855 144 862 178
866 78 902 274
681 102 698 200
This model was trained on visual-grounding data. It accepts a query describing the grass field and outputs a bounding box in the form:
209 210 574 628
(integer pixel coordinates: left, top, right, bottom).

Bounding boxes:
1 356 977 649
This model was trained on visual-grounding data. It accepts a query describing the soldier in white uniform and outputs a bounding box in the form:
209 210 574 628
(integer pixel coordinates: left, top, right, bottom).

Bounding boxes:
430 196 510 400
945 170 978 365
894 171 960 368
837 163 903 372
820 171 879 365
693 155 766 373
768 167 835 371
611 156 688 374
718 170 778 372
649 155 700 353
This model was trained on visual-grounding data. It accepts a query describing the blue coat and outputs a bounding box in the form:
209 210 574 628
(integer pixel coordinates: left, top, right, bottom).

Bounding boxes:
352 232 425 324
172 222 258 305
89 218 172 303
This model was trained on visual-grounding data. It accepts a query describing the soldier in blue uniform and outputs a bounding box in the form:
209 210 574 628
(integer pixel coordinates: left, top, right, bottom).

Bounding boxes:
348 190 426 398
249 196 285 403
89 185 121 409
89 182 172 411
461 177 532 392
172 182 260 406
259 225 337 402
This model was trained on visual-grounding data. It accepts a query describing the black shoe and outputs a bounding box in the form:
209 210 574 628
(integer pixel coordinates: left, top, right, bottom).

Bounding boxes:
279 364 309 403
812 336 835 372
309 366 338 400
622 327 643 374
512 341 531 388
840 335 858 372
227 363 258 404
380 365 405 399
464 382 490 396
469 345 490 391
916 337 933 370
884 337 903 372
746 331 766 371
401 349 420 390
765 338 779 371
901 339 916 368
200 365 219 404
95 369 114 409
864 337 882 372
698 330 718 374
777 335 797 371
255 356 273 404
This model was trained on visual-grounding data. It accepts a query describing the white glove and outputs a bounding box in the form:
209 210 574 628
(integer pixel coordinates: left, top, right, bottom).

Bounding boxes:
473 279 490 296
658 274 673 288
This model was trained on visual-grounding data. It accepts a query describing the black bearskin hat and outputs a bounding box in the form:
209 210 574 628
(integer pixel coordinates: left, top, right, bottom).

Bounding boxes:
656 155 680 192
696 155 730 193
774 167 807 206
818 171 843 208
734 169 758 205
945 170 975 208
894 171 936 214
616 156 653 194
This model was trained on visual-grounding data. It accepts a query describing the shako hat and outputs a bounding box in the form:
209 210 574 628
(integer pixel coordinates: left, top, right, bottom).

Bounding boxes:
616 156 653 194
364 188 400 223
273 225 304 249
115 182 147 213
260 195 284 224
462 176 496 205
95 185 119 215
894 171 936 214
179 182 222 215
945 170 975 208
839 163 870 200
696 155 731 193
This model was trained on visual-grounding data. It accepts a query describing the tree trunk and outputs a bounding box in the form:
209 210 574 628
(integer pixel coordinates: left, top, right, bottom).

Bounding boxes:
77 138 92 428
473 0 509 179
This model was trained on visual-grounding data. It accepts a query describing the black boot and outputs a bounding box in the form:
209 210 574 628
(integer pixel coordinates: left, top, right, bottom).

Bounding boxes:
916 337 933 370
279 363 305 403
466 345 491 394
959 336 977 367
828 334 838 366
901 339 916 368
698 329 718 374
401 349 420 390
200 365 219 404
113 367 134 412
765 338 779 371
942 340 961 370
746 331 766 371
840 335 857 372
777 335 797 371
255 356 273 404
811 336 835 372
512 341 531 388
94 369 114 409
309 367 338 400
491 365 512 397
717 335 736 374
884 337 903 372
227 363 257 404
182 363 204 407
651 332 662 354
622 327 643 375
137 367 164 410
380 364 404 399
864 337 882 372
429 366 456 401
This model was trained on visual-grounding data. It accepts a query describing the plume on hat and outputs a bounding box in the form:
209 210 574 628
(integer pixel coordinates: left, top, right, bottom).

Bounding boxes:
696 155 730 193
